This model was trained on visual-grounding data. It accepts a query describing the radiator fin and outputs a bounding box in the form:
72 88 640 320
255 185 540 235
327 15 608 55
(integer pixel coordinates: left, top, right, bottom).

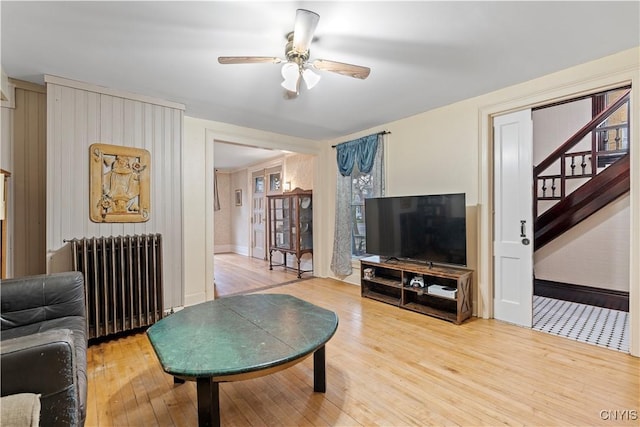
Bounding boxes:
69 234 163 339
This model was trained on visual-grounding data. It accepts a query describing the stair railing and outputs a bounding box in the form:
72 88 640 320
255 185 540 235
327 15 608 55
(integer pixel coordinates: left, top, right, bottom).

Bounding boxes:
533 89 630 219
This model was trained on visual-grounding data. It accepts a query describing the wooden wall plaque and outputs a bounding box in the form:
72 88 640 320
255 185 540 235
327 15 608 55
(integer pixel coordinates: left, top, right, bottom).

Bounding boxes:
90 143 150 223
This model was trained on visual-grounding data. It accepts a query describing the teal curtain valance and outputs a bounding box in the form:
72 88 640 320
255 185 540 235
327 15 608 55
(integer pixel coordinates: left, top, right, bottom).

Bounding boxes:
336 134 379 176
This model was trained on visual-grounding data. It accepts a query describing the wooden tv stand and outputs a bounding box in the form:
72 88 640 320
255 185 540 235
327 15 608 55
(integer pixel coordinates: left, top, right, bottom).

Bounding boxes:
360 256 472 324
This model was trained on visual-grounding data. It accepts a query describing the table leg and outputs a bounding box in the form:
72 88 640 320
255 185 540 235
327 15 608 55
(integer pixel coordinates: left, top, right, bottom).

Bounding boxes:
313 345 326 392
196 377 220 427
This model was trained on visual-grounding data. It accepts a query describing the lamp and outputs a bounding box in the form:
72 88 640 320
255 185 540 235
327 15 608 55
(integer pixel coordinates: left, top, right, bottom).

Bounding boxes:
292 9 319 54
281 62 300 93
301 67 320 89
281 62 321 94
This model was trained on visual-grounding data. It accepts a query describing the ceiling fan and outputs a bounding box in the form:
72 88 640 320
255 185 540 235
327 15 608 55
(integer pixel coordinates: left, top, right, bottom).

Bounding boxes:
218 9 370 98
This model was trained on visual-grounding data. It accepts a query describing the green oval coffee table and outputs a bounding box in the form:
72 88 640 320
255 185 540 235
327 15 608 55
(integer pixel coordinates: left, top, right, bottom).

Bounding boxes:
146 294 339 427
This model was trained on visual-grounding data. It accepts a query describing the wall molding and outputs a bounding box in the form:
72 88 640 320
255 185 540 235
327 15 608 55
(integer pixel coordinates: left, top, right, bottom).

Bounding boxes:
10 78 46 94
534 279 629 312
44 75 185 110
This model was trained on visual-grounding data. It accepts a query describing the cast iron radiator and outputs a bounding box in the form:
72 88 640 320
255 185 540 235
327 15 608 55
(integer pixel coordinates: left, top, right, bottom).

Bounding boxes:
68 234 164 339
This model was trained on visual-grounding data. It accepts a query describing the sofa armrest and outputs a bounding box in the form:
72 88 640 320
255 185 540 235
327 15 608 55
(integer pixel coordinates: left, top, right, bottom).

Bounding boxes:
1 329 81 426
1 271 85 330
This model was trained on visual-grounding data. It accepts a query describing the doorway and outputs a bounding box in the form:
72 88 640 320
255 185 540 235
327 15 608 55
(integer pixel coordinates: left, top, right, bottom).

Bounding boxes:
251 170 267 260
491 88 631 353
250 166 282 260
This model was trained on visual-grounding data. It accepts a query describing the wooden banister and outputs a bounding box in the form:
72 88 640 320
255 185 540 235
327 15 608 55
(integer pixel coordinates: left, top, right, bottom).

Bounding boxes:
534 88 630 176
535 153 630 250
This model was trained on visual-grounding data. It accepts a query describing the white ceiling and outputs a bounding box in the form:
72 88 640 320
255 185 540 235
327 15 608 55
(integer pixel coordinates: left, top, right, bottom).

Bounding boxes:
2 1 639 169
213 141 286 171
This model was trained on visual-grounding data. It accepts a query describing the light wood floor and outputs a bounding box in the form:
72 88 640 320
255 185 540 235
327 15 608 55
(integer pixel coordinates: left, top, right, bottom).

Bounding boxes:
213 252 301 297
87 260 639 426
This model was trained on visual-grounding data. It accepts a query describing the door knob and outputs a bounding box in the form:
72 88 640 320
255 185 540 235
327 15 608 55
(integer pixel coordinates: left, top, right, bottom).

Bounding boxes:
520 220 530 245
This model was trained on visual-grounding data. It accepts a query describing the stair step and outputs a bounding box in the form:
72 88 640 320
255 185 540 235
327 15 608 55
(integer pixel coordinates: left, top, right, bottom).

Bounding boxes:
534 153 629 250
597 151 627 168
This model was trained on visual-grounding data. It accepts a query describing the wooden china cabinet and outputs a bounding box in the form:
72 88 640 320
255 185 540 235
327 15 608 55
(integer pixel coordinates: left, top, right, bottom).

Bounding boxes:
267 188 313 278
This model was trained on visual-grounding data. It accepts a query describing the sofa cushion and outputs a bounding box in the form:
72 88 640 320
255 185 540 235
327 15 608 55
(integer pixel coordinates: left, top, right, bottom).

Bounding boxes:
0 271 85 330
0 393 41 427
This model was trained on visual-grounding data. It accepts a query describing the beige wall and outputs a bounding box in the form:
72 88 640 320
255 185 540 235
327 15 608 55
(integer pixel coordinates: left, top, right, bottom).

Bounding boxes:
230 169 249 255
213 171 231 253
284 153 314 191
533 99 591 166
535 195 630 291
182 121 214 305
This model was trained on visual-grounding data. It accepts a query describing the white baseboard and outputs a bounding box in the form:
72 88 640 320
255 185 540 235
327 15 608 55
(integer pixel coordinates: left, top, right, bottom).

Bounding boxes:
214 244 233 254
233 245 249 256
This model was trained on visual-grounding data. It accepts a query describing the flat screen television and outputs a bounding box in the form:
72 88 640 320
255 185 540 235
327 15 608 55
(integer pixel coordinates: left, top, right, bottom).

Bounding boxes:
365 193 467 267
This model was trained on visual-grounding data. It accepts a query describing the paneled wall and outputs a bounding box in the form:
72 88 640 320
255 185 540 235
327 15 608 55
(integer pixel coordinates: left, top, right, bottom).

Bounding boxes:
12 81 47 276
45 76 185 309
0 83 14 277
0 79 47 278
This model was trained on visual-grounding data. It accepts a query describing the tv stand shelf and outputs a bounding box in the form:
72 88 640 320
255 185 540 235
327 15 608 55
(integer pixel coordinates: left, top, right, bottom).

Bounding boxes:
360 256 472 324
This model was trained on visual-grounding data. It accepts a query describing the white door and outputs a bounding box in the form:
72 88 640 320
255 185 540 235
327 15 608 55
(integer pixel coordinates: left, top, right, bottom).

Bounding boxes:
251 171 266 260
493 109 533 327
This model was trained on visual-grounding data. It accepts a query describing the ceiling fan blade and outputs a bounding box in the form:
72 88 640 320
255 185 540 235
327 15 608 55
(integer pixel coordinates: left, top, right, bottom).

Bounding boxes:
292 9 320 53
218 56 283 65
312 59 371 80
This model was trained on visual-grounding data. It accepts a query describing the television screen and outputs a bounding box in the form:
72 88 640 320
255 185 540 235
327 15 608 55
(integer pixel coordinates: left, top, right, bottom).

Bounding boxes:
365 193 467 266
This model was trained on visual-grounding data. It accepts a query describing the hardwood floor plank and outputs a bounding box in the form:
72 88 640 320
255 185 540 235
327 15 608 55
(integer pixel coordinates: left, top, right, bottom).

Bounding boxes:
86 254 639 426
214 253 300 297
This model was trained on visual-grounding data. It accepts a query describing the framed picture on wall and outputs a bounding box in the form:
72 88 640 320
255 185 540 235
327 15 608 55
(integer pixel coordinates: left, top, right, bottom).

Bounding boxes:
235 189 242 206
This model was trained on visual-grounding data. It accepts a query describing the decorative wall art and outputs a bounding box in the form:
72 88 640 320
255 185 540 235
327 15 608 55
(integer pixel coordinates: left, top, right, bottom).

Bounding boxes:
90 143 151 223
235 189 242 206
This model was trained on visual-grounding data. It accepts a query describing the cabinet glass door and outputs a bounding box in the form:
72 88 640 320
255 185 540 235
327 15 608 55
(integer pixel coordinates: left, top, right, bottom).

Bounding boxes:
299 196 312 250
271 197 291 249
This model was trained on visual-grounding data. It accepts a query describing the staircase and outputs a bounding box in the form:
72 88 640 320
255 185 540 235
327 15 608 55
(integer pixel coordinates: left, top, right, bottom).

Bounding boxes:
534 89 630 251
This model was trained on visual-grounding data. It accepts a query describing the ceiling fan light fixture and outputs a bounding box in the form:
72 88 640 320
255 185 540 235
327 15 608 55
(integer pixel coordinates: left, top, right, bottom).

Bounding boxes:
281 77 299 93
292 9 320 53
281 62 300 93
219 8 370 99
281 61 298 80
301 67 321 90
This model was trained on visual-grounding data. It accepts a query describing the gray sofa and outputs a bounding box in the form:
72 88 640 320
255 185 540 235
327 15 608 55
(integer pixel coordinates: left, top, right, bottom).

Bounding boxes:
1 272 88 426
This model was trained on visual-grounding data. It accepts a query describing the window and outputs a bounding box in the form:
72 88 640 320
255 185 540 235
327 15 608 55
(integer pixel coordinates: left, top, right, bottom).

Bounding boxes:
351 171 374 257
330 133 385 277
